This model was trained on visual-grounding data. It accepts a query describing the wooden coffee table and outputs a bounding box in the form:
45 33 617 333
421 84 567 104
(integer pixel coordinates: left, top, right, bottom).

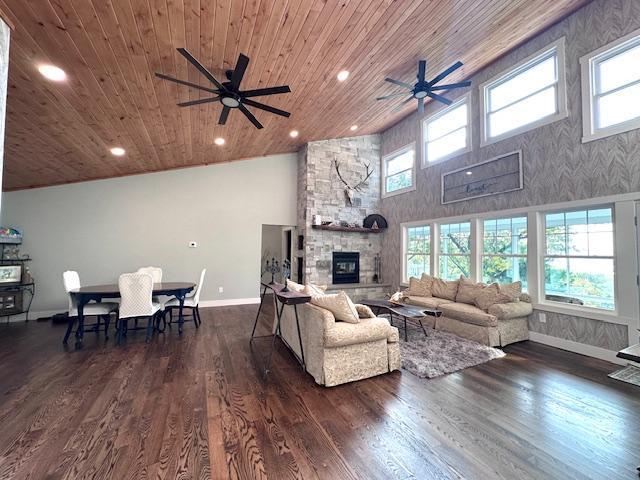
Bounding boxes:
360 299 441 341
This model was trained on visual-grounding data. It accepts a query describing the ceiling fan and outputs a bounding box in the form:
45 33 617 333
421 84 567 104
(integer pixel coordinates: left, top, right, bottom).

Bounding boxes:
155 48 291 129
377 59 471 114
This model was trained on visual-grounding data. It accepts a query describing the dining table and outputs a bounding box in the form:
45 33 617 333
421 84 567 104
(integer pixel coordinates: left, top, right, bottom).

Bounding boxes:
63 282 196 345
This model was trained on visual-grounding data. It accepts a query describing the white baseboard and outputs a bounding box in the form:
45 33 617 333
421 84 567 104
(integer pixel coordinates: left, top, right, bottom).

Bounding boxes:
528 331 627 366
199 297 261 307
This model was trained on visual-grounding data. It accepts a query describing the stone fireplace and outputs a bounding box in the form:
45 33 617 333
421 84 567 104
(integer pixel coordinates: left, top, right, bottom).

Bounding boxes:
295 135 390 301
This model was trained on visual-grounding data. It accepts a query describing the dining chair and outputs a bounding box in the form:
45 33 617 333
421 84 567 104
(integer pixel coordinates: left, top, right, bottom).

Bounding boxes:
163 268 206 329
62 271 118 339
117 272 162 344
137 266 162 283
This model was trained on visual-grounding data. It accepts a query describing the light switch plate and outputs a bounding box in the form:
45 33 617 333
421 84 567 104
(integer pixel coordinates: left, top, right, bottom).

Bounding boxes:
218 286 224 293
539 312 547 323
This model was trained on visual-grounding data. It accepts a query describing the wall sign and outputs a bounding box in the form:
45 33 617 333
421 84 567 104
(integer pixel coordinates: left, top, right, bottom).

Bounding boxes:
441 150 523 204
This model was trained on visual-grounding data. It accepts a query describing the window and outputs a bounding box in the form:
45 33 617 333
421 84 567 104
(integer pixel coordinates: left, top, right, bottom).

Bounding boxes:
422 94 470 165
581 30 640 142
543 207 615 310
404 225 430 281
382 145 415 197
438 222 471 280
481 39 567 144
482 217 528 290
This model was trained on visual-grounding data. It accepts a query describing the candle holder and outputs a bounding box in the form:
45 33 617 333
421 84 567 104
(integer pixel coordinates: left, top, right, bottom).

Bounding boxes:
264 257 280 285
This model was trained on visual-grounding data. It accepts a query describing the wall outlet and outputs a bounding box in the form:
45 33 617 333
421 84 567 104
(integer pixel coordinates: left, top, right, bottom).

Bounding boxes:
539 312 547 323
218 286 224 293
189 241 198 248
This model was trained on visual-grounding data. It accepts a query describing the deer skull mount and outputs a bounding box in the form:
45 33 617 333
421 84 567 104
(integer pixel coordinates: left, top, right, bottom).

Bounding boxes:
333 157 374 206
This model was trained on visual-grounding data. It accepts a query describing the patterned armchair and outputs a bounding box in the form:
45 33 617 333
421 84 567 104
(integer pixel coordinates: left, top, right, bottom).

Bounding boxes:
275 301 401 387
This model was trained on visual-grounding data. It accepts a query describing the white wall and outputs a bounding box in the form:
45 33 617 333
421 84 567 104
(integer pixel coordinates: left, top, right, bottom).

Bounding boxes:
1 153 297 315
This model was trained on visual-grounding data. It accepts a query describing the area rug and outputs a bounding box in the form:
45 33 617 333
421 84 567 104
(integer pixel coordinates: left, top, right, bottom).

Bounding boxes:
399 329 506 378
608 365 640 387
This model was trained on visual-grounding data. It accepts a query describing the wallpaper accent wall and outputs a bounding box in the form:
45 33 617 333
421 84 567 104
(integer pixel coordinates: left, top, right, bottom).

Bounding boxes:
380 0 640 351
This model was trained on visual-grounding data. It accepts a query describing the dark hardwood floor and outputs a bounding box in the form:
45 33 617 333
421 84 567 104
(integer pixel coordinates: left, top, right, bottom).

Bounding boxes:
0 304 638 480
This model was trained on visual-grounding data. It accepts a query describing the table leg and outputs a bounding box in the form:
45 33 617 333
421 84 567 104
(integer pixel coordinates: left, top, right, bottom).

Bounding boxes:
418 319 428 337
403 316 408 342
250 285 267 342
294 304 305 370
177 293 186 334
75 297 86 345
265 299 285 377
63 316 76 344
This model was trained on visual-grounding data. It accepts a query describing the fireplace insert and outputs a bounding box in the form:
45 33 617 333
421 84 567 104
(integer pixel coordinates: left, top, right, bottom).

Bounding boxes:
332 252 359 284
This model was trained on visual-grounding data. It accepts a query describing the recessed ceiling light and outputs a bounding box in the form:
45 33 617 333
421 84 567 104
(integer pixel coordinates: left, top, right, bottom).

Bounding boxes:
38 64 66 82
214 137 225 146
110 147 126 156
289 130 299 138
350 125 358 131
337 70 350 82
465 171 473 175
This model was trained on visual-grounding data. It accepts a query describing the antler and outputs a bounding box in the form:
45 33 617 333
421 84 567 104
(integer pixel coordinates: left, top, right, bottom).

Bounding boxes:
353 161 374 191
334 158 351 188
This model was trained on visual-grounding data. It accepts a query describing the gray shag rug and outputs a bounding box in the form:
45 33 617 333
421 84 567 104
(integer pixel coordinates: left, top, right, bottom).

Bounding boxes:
399 329 506 378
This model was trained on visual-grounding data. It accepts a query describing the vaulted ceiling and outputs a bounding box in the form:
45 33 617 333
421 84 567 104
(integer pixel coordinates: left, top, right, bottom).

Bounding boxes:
0 0 590 190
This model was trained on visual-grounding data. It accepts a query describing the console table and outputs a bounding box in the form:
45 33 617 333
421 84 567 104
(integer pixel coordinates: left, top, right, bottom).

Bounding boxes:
250 282 311 377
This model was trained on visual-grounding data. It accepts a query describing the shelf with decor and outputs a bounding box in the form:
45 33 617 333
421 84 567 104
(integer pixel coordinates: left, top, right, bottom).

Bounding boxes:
311 224 386 234
0 228 35 322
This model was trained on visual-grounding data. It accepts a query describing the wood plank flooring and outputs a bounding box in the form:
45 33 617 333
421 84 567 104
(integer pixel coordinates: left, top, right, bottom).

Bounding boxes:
0 303 639 479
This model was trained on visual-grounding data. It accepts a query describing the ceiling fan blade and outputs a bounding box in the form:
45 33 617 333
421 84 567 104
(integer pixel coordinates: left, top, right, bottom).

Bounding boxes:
239 105 263 129
240 85 291 97
155 73 219 94
376 92 408 101
429 61 463 86
177 48 225 91
384 77 413 90
430 81 472 91
242 99 290 117
427 92 453 105
230 54 250 90
177 97 220 107
219 106 231 125
392 96 414 112
418 60 426 83
418 97 425 114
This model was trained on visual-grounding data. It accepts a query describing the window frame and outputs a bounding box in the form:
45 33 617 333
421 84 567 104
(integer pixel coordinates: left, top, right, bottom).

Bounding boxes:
480 216 529 291
421 93 472 167
480 37 568 146
381 143 416 198
540 205 617 313
402 223 432 283
580 28 640 143
437 221 472 280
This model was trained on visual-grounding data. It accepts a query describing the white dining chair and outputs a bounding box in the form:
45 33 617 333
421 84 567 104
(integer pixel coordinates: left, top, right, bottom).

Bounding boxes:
117 272 162 344
62 271 118 339
137 266 162 283
163 268 206 328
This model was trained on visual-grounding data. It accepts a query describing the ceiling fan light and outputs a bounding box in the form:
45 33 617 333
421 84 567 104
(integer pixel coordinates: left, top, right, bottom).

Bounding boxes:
221 96 241 108
414 90 428 99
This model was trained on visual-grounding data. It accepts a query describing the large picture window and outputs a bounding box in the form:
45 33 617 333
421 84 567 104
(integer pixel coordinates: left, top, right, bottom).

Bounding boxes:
543 207 615 310
481 39 567 144
422 95 470 165
382 145 415 197
404 225 430 281
581 30 640 142
482 216 528 290
438 222 471 280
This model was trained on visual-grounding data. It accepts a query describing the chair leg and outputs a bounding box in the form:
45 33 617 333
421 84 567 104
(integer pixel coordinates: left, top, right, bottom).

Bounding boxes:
95 315 101 334
195 306 201 326
145 315 154 343
104 314 111 339
116 319 123 345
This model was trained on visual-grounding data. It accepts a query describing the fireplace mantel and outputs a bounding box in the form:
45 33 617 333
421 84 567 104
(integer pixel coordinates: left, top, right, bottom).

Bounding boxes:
312 224 385 234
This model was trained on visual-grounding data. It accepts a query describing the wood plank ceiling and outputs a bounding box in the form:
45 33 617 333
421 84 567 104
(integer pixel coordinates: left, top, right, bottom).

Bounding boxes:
0 0 590 191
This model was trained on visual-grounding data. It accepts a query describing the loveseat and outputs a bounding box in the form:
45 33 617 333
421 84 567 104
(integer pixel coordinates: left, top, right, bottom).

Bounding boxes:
402 274 531 347
275 281 401 386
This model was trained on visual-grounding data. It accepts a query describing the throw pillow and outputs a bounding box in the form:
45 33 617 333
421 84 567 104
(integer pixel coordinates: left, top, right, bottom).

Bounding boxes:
310 291 360 324
431 277 459 301
304 283 327 296
286 279 305 292
407 274 432 297
456 276 485 304
498 281 522 301
474 283 512 312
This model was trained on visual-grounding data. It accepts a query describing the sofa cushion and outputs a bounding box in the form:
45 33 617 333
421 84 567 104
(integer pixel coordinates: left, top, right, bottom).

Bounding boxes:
439 302 498 327
354 304 376 319
303 283 327 297
406 296 454 309
286 279 305 292
431 277 459 301
498 281 522 301
456 276 486 304
311 291 359 323
325 317 394 348
407 274 432 297
474 283 513 311
488 301 533 320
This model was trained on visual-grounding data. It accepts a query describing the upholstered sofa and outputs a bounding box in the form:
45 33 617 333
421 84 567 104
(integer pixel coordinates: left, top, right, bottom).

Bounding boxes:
274 294 401 387
403 275 532 347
